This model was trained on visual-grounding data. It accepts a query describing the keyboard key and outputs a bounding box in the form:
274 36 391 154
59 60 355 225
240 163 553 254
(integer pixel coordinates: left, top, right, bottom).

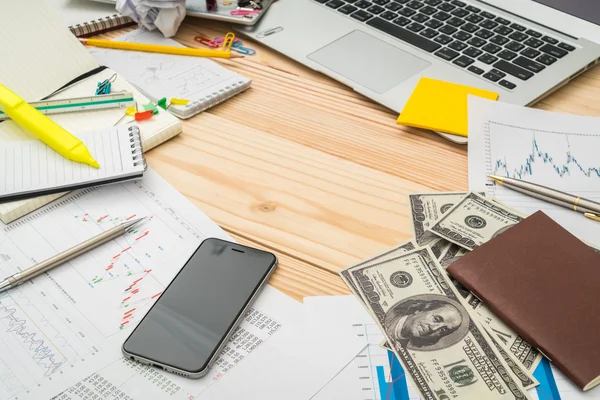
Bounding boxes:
510 23 526 31
421 5 437 15
316 0 328 3
468 65 485 75
464 47 482 57
380 10 397 19
451 8 469 18
465 14 483 24
412 13 429 22
434 34 453 44
493 26 513 36
525 29 542 38
453 31 471 41
461 23 479 33
483 70 504 82
521 47 541 58
399 7 416 16
475 29 493 39
493 59 534 80
490 35 509 46
482 43 501 53
499 79 516 89
449 40 468 51
373 0 391 4
385 1 403 10
420 28 439 38
355 0 372 8
536 53 557 65
351 10 374 21
451 0 466 6
508 32 528 42
497 49 517 60
406 0 424 9
513 56 545 72
367 4 386 13
465 5 480 13
439 24 458 34
506 41 525 52
467 37 486 47
453 55 474 67
542 35 558 44
524 37 543 48
339 4 359 13
495 16 510 25
393 16 412 25
433 11 451 20
424 0 441 4
438 3 455 12
366 17 442 51
447 17 465 27
480 11 495 19
540 43 568 58
406 22 425 31
480 19 498 29
425 18 443 28
478 53 498 64
434 47 460 60
326 0 345 8
558 42 576 52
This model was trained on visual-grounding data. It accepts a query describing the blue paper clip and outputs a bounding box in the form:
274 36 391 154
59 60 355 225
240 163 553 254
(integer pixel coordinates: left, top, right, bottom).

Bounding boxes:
231 40 256 56
95 73 117 95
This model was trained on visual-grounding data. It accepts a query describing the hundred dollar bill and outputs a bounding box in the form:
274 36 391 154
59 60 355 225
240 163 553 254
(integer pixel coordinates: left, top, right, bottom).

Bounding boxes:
484 328 538 390
430 238 452 259
471 302 542 374
339 241 417 303
438 244 471 300
430 192 524 250
349 248 530 400
409 192 473 246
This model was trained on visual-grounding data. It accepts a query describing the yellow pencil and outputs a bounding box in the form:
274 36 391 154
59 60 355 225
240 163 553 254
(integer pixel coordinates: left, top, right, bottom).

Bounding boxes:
78 38 243 59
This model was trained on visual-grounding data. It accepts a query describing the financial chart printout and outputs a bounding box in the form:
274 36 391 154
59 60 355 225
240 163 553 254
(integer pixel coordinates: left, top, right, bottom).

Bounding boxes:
0 170 237 399
468 97 600 247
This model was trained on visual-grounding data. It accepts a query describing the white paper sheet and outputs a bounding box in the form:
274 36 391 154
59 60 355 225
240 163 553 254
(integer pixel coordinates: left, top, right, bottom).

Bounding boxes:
467 96 600 247
304 295 421 400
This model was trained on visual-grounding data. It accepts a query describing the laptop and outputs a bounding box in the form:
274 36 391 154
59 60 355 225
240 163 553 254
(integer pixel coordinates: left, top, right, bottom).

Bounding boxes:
238 0 600 144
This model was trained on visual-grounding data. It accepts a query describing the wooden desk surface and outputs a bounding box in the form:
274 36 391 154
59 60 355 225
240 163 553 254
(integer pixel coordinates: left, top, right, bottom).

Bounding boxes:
104 18 600 301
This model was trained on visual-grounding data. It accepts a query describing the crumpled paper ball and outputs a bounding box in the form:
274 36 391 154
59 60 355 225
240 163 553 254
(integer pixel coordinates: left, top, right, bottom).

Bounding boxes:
117 0 187 37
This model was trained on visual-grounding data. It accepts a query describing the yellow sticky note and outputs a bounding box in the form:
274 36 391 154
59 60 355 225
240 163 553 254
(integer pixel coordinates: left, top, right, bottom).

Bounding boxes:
397 77 498 137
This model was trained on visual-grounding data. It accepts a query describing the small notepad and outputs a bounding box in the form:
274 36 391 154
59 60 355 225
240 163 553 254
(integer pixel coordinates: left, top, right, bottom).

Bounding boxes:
397 77 499 137
0 125 146 202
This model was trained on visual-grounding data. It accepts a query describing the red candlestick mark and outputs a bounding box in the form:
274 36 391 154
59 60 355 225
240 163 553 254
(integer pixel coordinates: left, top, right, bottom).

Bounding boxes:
125 214 137 221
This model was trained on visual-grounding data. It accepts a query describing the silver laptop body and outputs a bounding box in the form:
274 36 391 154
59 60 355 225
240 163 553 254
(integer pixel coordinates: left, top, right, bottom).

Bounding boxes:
238 0 600 144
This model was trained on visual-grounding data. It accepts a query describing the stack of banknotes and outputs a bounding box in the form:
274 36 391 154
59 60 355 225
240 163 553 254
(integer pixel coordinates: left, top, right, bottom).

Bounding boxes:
339 192 541 400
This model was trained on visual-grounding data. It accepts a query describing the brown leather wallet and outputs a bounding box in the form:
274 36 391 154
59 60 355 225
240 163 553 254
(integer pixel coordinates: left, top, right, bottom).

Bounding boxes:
447 211 600 391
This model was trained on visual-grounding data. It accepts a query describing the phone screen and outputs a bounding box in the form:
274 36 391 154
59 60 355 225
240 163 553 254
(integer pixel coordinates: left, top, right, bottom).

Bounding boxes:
122 238 276 374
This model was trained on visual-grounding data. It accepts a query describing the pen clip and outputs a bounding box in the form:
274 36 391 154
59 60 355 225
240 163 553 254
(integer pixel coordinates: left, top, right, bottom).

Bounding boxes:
584 213 600 222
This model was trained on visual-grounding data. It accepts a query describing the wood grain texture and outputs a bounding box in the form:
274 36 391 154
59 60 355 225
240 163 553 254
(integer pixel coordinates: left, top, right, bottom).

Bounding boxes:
99 17 600 300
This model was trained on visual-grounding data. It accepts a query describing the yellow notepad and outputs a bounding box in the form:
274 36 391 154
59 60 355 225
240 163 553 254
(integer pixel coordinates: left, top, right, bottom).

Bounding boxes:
397 77 499 137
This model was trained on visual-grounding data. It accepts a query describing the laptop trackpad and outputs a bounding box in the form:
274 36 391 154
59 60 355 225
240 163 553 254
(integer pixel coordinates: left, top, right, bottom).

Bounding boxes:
308 30 431 94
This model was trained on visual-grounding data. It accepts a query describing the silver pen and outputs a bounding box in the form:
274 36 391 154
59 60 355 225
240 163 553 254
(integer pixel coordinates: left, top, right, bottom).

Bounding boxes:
488 175 600 222
0 217 145 294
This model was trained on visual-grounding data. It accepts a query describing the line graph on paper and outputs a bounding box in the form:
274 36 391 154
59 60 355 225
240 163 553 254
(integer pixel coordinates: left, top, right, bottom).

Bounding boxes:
481 121 600 245
0 174 223 399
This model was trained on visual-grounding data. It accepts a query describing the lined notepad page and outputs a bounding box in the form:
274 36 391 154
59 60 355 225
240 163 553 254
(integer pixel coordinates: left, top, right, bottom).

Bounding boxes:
0 126 145 200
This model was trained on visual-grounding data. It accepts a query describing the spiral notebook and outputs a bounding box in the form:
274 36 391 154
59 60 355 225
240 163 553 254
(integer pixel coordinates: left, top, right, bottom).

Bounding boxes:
45 0 134 37
0 126 146 202
90 29 252 119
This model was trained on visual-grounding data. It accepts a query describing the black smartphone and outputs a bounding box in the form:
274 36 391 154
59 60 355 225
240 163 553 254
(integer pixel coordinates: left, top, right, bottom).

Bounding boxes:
122 238 277 378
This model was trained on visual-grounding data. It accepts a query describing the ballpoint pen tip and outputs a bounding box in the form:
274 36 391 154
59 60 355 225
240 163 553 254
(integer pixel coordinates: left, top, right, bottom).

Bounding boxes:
488 175 503 183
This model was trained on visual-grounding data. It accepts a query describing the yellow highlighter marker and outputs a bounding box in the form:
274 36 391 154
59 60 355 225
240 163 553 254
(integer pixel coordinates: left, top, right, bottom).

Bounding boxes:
0 84 99 168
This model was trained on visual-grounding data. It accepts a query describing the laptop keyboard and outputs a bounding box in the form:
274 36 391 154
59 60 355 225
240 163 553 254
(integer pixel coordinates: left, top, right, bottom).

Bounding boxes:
313 0 578 90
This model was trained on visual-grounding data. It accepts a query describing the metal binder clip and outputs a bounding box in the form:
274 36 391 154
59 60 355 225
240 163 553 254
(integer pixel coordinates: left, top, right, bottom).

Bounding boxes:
95 73 117 95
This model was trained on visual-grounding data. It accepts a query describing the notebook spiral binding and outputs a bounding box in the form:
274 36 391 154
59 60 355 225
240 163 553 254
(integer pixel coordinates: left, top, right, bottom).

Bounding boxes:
129 126 147 171
69 15 135 38
174 80 252 119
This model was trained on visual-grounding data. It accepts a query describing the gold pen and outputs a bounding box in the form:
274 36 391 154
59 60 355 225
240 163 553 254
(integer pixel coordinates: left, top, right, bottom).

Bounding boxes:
489 175 600 222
